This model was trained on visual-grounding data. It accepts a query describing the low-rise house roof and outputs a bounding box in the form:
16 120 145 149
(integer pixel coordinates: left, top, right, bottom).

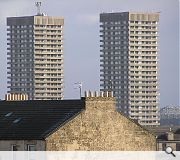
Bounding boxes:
0 99 85 140
0 94 157 151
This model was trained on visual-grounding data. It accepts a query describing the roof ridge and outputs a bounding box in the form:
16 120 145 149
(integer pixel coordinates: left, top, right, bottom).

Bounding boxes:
43 109 85 139
117 110 156 136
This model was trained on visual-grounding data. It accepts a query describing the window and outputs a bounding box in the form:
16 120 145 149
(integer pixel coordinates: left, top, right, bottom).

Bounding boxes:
11 145 18 151
176 143 180 151
162 143 166 151
27 145 36 151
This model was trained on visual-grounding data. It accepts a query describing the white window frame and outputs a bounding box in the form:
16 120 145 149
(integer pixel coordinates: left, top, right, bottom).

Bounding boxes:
27 144 36 151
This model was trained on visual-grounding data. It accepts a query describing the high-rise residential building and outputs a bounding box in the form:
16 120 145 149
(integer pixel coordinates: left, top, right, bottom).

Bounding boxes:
7 14 64 100
100 12 160 126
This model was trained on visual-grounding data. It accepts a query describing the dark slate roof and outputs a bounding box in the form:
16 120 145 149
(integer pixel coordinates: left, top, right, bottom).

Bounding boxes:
0 99 85 140
175 128 180 134
157 134 168 140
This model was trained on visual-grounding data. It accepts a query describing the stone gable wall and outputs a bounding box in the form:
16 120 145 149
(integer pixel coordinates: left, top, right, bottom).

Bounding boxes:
46 97 156 150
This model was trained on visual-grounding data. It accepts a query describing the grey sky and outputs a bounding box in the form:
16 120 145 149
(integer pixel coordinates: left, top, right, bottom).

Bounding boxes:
0 0 179 107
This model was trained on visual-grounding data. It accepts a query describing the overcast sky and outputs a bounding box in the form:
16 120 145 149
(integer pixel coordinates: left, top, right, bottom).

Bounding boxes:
0 0 179 107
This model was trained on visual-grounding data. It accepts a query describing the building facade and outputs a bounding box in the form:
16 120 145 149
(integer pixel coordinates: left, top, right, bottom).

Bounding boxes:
7 15 64 100
100 12 160 126
145 126 180 151
157 129 180 151
0 92 156 151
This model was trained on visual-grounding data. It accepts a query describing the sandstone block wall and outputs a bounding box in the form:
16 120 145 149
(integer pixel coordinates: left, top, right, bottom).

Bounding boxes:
46 97 156 151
